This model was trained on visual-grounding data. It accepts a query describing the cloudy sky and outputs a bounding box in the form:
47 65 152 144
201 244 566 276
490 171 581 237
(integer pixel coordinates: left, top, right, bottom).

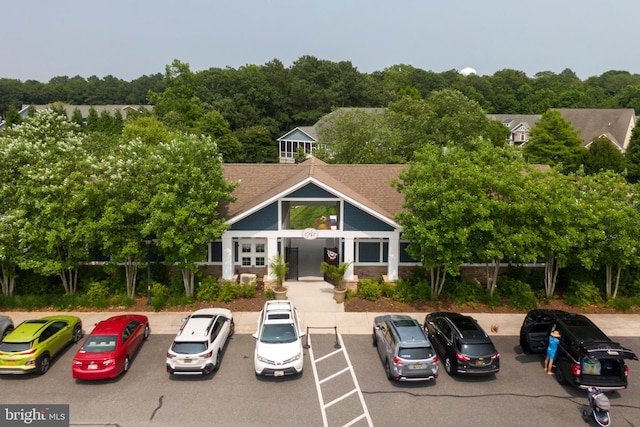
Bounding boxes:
2 0 638 82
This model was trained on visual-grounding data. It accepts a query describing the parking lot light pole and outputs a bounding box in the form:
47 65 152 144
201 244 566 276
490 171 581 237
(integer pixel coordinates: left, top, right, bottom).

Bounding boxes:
145 238 152 305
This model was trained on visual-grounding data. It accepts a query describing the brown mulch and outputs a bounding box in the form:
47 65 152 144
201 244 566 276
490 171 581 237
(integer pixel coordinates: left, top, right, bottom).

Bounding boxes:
10 293 636 315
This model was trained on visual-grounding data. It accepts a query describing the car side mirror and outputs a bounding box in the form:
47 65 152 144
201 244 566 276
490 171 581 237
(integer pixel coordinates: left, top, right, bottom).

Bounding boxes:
299 332 307 338
252 333 258 340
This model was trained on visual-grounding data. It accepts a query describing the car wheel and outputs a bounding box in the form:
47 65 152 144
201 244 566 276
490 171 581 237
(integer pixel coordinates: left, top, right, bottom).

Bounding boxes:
384 360 392 380
214 351 221 371
144 324 150 340
554 366 567 385
72 324 83 343
123 356 130 373
37 354 51 375
445 357 455 376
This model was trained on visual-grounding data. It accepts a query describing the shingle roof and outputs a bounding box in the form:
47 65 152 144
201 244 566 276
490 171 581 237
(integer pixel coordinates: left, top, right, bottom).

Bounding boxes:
220 158 406 222
555 108 636 150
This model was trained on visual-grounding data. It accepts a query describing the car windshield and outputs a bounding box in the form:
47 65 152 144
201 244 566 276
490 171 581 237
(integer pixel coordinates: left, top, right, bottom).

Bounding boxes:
261 323 297 343
398 347 433 360
171 342 207 355
460 343 497 357
82 335 117 352
0 342 31 352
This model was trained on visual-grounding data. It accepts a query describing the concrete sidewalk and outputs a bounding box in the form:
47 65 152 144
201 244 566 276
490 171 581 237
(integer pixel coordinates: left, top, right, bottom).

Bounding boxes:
3 311 640 337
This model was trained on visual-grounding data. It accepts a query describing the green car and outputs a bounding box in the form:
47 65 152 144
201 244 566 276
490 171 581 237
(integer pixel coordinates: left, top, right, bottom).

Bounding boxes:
0 315 83 375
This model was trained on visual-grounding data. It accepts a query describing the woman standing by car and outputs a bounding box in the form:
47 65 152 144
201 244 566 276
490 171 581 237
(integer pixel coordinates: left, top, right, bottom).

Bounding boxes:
545 329 561 375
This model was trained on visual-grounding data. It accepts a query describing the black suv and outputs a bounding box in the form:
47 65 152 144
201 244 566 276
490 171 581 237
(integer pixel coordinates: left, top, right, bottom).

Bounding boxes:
520 309 638 390
424 312 500 376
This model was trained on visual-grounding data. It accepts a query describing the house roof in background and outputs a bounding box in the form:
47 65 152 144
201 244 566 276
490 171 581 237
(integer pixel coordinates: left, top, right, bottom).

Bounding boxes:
555 108 636 150
20 104 153 118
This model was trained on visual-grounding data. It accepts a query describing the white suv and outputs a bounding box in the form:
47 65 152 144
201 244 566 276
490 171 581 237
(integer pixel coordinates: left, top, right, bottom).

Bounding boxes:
166 308 234 375
253 300 305 377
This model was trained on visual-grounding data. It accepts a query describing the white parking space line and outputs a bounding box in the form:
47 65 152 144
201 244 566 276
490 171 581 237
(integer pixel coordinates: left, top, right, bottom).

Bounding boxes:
308 333 373 427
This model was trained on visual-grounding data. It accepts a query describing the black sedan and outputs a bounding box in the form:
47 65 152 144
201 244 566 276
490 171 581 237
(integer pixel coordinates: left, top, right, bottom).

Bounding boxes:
424 312 500 376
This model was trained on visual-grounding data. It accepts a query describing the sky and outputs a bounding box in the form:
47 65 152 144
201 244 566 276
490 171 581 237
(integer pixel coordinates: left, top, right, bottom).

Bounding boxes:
2 0 639 83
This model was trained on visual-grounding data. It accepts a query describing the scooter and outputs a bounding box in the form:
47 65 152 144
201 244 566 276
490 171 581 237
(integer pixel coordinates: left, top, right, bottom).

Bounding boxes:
582 387 611 426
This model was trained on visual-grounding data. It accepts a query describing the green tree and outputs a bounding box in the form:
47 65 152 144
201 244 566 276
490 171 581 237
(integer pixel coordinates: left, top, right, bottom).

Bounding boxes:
194 111 241 162
582 136 625 174
7 109 92 294
234 125 278 163
523 109 586 172
624 117 640 183
145 133 236 297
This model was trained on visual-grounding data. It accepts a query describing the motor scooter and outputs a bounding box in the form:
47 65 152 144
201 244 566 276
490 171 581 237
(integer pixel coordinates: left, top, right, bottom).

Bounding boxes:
582 387 611 426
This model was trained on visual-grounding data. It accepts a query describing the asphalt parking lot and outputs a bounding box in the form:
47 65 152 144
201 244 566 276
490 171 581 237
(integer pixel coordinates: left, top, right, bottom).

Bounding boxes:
1 333 639 427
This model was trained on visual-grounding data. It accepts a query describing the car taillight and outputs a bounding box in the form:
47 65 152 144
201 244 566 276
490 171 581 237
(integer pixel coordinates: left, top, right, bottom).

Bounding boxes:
491 353 500 360
73 360 82 366
166 352 175 359
624 366 629 378
571 363 581 377
433 355 439 364
103 359 116 366
204 351 213 358
456 352 470 362
22 349 37 355
392 356 403 366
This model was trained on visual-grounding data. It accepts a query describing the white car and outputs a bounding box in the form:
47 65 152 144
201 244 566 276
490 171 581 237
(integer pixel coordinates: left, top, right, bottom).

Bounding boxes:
166 308 234 375
253 300 305 376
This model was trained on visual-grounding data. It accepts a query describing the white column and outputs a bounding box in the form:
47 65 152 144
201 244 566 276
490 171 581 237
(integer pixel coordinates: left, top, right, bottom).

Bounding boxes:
266 236 279 279
222 233 234 280
387 231 400 281
343 237 355 280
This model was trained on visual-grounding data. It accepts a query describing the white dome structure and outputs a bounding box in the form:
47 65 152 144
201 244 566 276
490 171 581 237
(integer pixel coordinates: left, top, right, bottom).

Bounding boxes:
459 67 477 76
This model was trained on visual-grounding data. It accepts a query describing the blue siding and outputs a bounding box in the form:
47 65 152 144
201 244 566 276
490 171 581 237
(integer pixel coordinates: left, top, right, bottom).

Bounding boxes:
279 128 315 142
232 202 278 230
400 242 419 263
343 202 394 231
210 241 222 262
286 183 336 198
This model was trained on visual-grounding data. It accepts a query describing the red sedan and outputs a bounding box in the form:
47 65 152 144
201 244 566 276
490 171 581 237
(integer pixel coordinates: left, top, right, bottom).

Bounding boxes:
72 314 150 380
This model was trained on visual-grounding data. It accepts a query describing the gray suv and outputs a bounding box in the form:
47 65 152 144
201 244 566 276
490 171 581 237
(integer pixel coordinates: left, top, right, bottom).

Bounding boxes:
372 314 439 381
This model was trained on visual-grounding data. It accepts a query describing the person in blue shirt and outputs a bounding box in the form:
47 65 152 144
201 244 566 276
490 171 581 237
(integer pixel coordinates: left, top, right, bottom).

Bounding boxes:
545 329 561 375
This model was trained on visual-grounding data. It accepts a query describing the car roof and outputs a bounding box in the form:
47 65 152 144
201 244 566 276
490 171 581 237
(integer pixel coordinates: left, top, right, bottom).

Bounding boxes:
3 319 50 342
527 310 611 343
174 311 221 341
91 316 141 335
433 312 490 341
262 300 296 324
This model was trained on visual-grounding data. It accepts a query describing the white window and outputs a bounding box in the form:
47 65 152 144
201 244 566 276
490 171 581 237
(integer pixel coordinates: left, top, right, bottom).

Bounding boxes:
237 239 267 267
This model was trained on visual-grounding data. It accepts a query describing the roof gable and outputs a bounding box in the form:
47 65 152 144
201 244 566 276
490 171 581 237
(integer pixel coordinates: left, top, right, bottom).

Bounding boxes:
555 108 636 150
277 127 316 142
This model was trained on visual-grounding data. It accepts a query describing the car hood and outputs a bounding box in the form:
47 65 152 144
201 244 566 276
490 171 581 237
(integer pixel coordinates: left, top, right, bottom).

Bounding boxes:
256 341 301 361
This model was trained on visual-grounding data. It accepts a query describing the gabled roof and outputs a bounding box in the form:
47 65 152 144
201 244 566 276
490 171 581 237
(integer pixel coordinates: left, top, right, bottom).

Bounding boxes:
487 114 541 131
555 108 636 151
276 127 317 142
220 158 406 223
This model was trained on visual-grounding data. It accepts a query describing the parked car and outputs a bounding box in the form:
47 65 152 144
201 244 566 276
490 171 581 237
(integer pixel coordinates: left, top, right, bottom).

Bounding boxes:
424 312 500 376
0 315 13 339
253 300 305 377
166 308 234 375
372 314 439 381
520 309 638 390
0 315 83 375
73 315 149 380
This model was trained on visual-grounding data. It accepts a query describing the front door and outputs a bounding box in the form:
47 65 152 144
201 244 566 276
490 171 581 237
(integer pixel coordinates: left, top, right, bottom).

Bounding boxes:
285 247 298 280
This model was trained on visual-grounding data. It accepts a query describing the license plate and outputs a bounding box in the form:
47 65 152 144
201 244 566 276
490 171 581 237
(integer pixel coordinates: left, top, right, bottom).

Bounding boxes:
274 371 284 377
88 364 98 370
412 364 423 369
476 359 485 365
183 359 192 364
7 361 16 366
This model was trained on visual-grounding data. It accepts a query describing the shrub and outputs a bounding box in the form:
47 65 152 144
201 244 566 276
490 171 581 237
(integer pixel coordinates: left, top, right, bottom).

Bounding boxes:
391 280 414 302
442 278 485 305
380 282 396 298
565 280 603 308
110 293 136 308
609 297 634 312
498 277 538 311
358 279 381 301
151 282 170 312
239 283 257 299
264 289 275 299
196 277 220 301
218 281 239 302
85 281 111 309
